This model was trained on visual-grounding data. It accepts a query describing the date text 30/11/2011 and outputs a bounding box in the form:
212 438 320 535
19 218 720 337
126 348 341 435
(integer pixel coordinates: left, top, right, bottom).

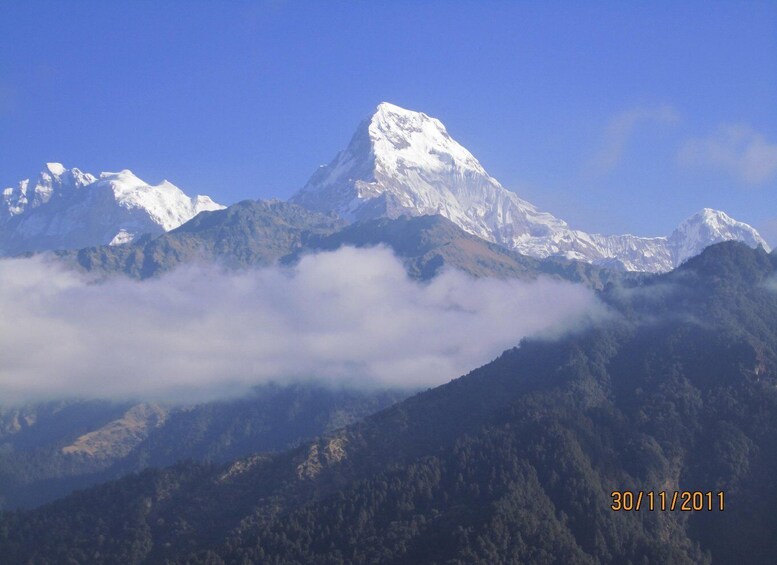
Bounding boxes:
611 491 725 511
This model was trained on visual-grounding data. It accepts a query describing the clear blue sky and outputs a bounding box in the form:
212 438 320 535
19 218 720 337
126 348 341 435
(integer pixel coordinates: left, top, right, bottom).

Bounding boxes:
2 1 776 243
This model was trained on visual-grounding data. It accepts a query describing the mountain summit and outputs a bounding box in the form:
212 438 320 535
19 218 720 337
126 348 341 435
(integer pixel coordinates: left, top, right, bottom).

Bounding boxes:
292 102 564 240
291 102 769 272
1 164 224 255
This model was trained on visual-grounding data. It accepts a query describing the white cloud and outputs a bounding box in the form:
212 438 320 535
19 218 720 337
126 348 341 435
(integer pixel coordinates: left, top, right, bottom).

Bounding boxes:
589 105 679 174
0 248 603 404
679 124 777 185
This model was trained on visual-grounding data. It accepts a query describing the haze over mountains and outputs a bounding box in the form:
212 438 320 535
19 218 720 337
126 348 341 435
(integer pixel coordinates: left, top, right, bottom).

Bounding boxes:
1 103 770 271
0 384 407 510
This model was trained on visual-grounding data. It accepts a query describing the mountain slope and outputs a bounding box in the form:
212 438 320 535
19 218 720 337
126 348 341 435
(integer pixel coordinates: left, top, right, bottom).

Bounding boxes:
56 199 346 279
0 164 223 255
289 213 625 288
57 200 625 289
3 242 776 563
0 384 407 510
291 102 769 272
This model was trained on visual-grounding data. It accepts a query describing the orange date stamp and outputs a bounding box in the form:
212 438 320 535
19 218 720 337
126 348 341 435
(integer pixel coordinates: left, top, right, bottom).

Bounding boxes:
611 490 725 511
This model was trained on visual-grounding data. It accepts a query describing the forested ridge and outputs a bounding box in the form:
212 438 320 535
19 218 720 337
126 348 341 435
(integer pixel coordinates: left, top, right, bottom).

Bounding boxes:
1 242 776 564
57 202 621 288
0 385 406 510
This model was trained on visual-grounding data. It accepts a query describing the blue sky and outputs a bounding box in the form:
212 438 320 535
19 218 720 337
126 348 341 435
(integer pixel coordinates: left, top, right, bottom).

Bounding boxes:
1 1 775 243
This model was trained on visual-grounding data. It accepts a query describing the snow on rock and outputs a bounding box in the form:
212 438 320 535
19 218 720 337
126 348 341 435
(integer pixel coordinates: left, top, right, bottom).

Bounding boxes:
108 229 136 246
667 208 769 266
0 164 224 255
291 102 770 272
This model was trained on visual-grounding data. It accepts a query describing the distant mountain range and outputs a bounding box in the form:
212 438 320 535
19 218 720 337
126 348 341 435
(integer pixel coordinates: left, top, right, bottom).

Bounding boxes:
291 102 769 271
1 103 770 271
0 163 223 255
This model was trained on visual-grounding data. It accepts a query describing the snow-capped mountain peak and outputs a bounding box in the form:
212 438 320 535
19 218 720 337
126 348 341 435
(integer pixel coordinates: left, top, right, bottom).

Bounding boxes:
368 102 487 176
1 163 97 218
291 102 769 272
91 169 223 232
45 162 69 176
669 208 770 265
292 102 567 246
1 164 224 255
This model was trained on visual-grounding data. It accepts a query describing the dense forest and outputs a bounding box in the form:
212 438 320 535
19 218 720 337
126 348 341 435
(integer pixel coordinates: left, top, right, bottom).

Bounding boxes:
0 384 406 509
1 242 776 563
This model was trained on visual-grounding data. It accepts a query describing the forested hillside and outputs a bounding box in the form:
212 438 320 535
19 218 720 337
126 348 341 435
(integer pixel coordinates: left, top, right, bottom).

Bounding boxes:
2 242 775 563
0 385 406 510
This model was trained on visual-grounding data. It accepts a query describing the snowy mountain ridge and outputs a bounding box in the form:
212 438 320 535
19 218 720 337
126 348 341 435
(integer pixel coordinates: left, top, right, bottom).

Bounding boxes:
291 102 769 272
1 164 224 255
3 104 768 270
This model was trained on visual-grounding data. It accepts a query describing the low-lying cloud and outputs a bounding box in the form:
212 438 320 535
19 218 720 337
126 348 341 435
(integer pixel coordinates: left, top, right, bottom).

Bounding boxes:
0 247 602 404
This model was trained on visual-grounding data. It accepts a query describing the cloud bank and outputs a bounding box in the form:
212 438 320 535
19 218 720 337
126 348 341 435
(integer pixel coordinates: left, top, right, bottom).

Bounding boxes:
0 247 602 404
679 124 777 185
